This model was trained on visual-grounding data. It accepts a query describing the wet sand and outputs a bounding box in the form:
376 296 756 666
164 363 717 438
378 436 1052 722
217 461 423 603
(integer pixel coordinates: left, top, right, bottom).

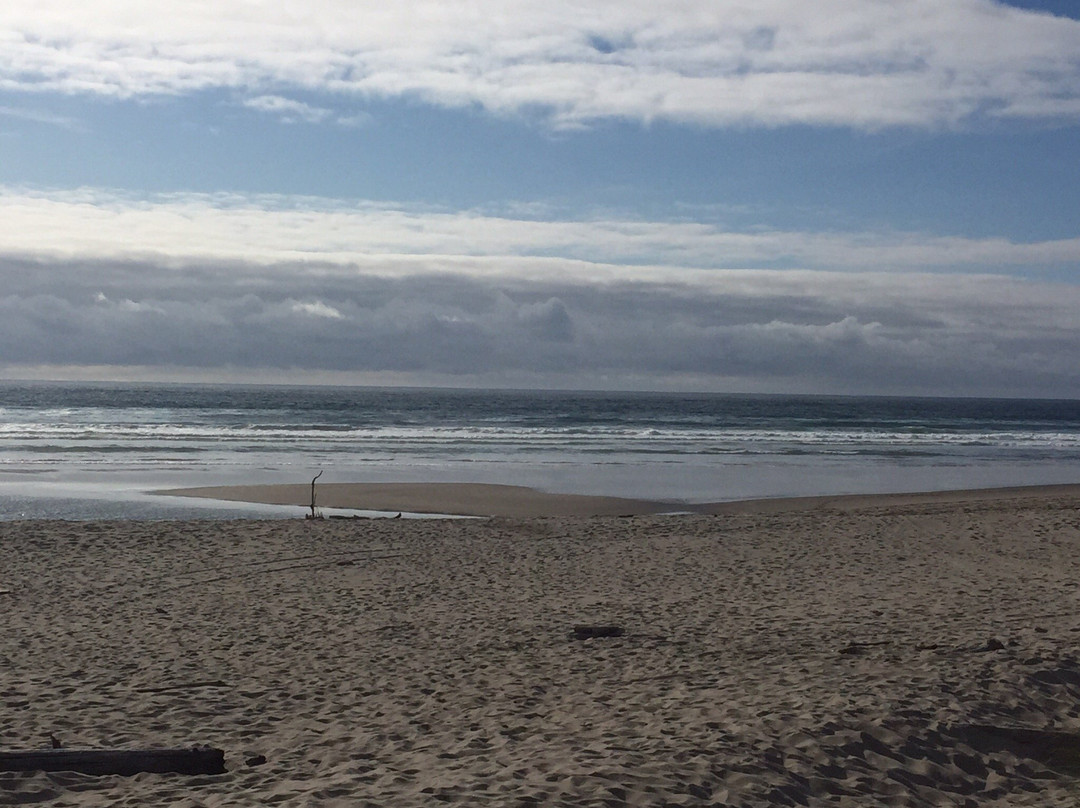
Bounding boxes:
157 482 676 518
158 480 1080 518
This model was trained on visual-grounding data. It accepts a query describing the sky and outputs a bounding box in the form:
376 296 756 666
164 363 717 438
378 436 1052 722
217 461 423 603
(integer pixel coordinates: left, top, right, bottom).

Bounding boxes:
1 0 1079 396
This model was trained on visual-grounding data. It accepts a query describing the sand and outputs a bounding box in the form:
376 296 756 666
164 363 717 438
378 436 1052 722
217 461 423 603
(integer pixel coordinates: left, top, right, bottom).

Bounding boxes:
4 486 1080 806
157 480 1080 518
158 482 675 518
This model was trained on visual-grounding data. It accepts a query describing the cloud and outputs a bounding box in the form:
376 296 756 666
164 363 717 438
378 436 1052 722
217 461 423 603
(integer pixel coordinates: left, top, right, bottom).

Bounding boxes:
0 185 1077 395
242 95 333 124
1 248 1079 396
241 94 371 126
292 300 344 319
515 296 574 342
1 187 1078 278
0 104 78 128
334 111 372 128
2 1 1079 129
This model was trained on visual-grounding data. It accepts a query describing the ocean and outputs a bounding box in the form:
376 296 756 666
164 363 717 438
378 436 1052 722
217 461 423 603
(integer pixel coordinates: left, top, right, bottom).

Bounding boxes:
1 381 1080 519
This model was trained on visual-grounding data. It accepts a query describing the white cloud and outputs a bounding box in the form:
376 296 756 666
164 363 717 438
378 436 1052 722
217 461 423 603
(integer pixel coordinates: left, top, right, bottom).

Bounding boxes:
242 95 333 124
241 95 373 126
292 300 344 319
0 104 78 128
1 1 1079 129
0 186 1077 278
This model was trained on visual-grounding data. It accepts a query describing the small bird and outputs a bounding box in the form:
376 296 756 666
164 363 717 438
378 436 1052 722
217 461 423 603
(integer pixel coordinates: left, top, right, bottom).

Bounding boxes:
50 734 62 749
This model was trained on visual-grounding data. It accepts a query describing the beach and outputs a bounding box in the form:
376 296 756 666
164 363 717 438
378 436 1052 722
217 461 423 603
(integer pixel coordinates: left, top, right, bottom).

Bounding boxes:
4 485 1080 806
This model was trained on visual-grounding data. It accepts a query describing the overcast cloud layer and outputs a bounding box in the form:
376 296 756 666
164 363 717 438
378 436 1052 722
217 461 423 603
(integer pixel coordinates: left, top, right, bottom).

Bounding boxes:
3 0 1080 129
5 254 1079 396
1 188 1079 396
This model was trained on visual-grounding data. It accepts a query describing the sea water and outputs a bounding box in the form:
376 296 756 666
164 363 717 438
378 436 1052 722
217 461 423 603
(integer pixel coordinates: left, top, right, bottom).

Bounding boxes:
1 381 1079 519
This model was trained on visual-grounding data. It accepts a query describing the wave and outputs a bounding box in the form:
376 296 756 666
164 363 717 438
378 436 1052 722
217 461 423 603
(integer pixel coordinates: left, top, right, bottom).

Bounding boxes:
3 420 1080 450
2 386 1080 485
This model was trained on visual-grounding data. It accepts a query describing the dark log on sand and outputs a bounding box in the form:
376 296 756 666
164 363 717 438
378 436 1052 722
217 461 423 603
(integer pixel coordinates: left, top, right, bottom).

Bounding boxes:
0 746 226 776
308 470 324 519
573 625 624 639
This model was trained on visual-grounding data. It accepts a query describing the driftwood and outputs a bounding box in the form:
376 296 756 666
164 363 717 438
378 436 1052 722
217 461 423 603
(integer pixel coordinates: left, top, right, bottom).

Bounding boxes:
0 746 226 776
573 625 624 639
137 679 229 694
838 640 891 655
308 471 324 519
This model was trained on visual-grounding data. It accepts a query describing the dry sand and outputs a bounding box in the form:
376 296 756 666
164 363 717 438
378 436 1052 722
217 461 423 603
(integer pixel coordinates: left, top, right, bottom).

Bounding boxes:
4 486 1080 806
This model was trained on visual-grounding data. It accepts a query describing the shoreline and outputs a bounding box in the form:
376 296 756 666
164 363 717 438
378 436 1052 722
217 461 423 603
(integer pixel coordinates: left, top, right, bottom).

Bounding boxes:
155 480 1080 519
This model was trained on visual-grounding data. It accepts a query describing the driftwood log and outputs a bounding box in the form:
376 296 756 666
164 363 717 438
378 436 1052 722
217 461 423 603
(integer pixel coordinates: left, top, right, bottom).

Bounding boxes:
573 625 624 639
0 746 226 776
308 470 324 519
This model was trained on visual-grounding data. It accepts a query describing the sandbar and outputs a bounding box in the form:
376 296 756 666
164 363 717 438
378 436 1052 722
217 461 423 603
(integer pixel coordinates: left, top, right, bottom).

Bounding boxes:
156 480 1080 518
157 481 677 518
